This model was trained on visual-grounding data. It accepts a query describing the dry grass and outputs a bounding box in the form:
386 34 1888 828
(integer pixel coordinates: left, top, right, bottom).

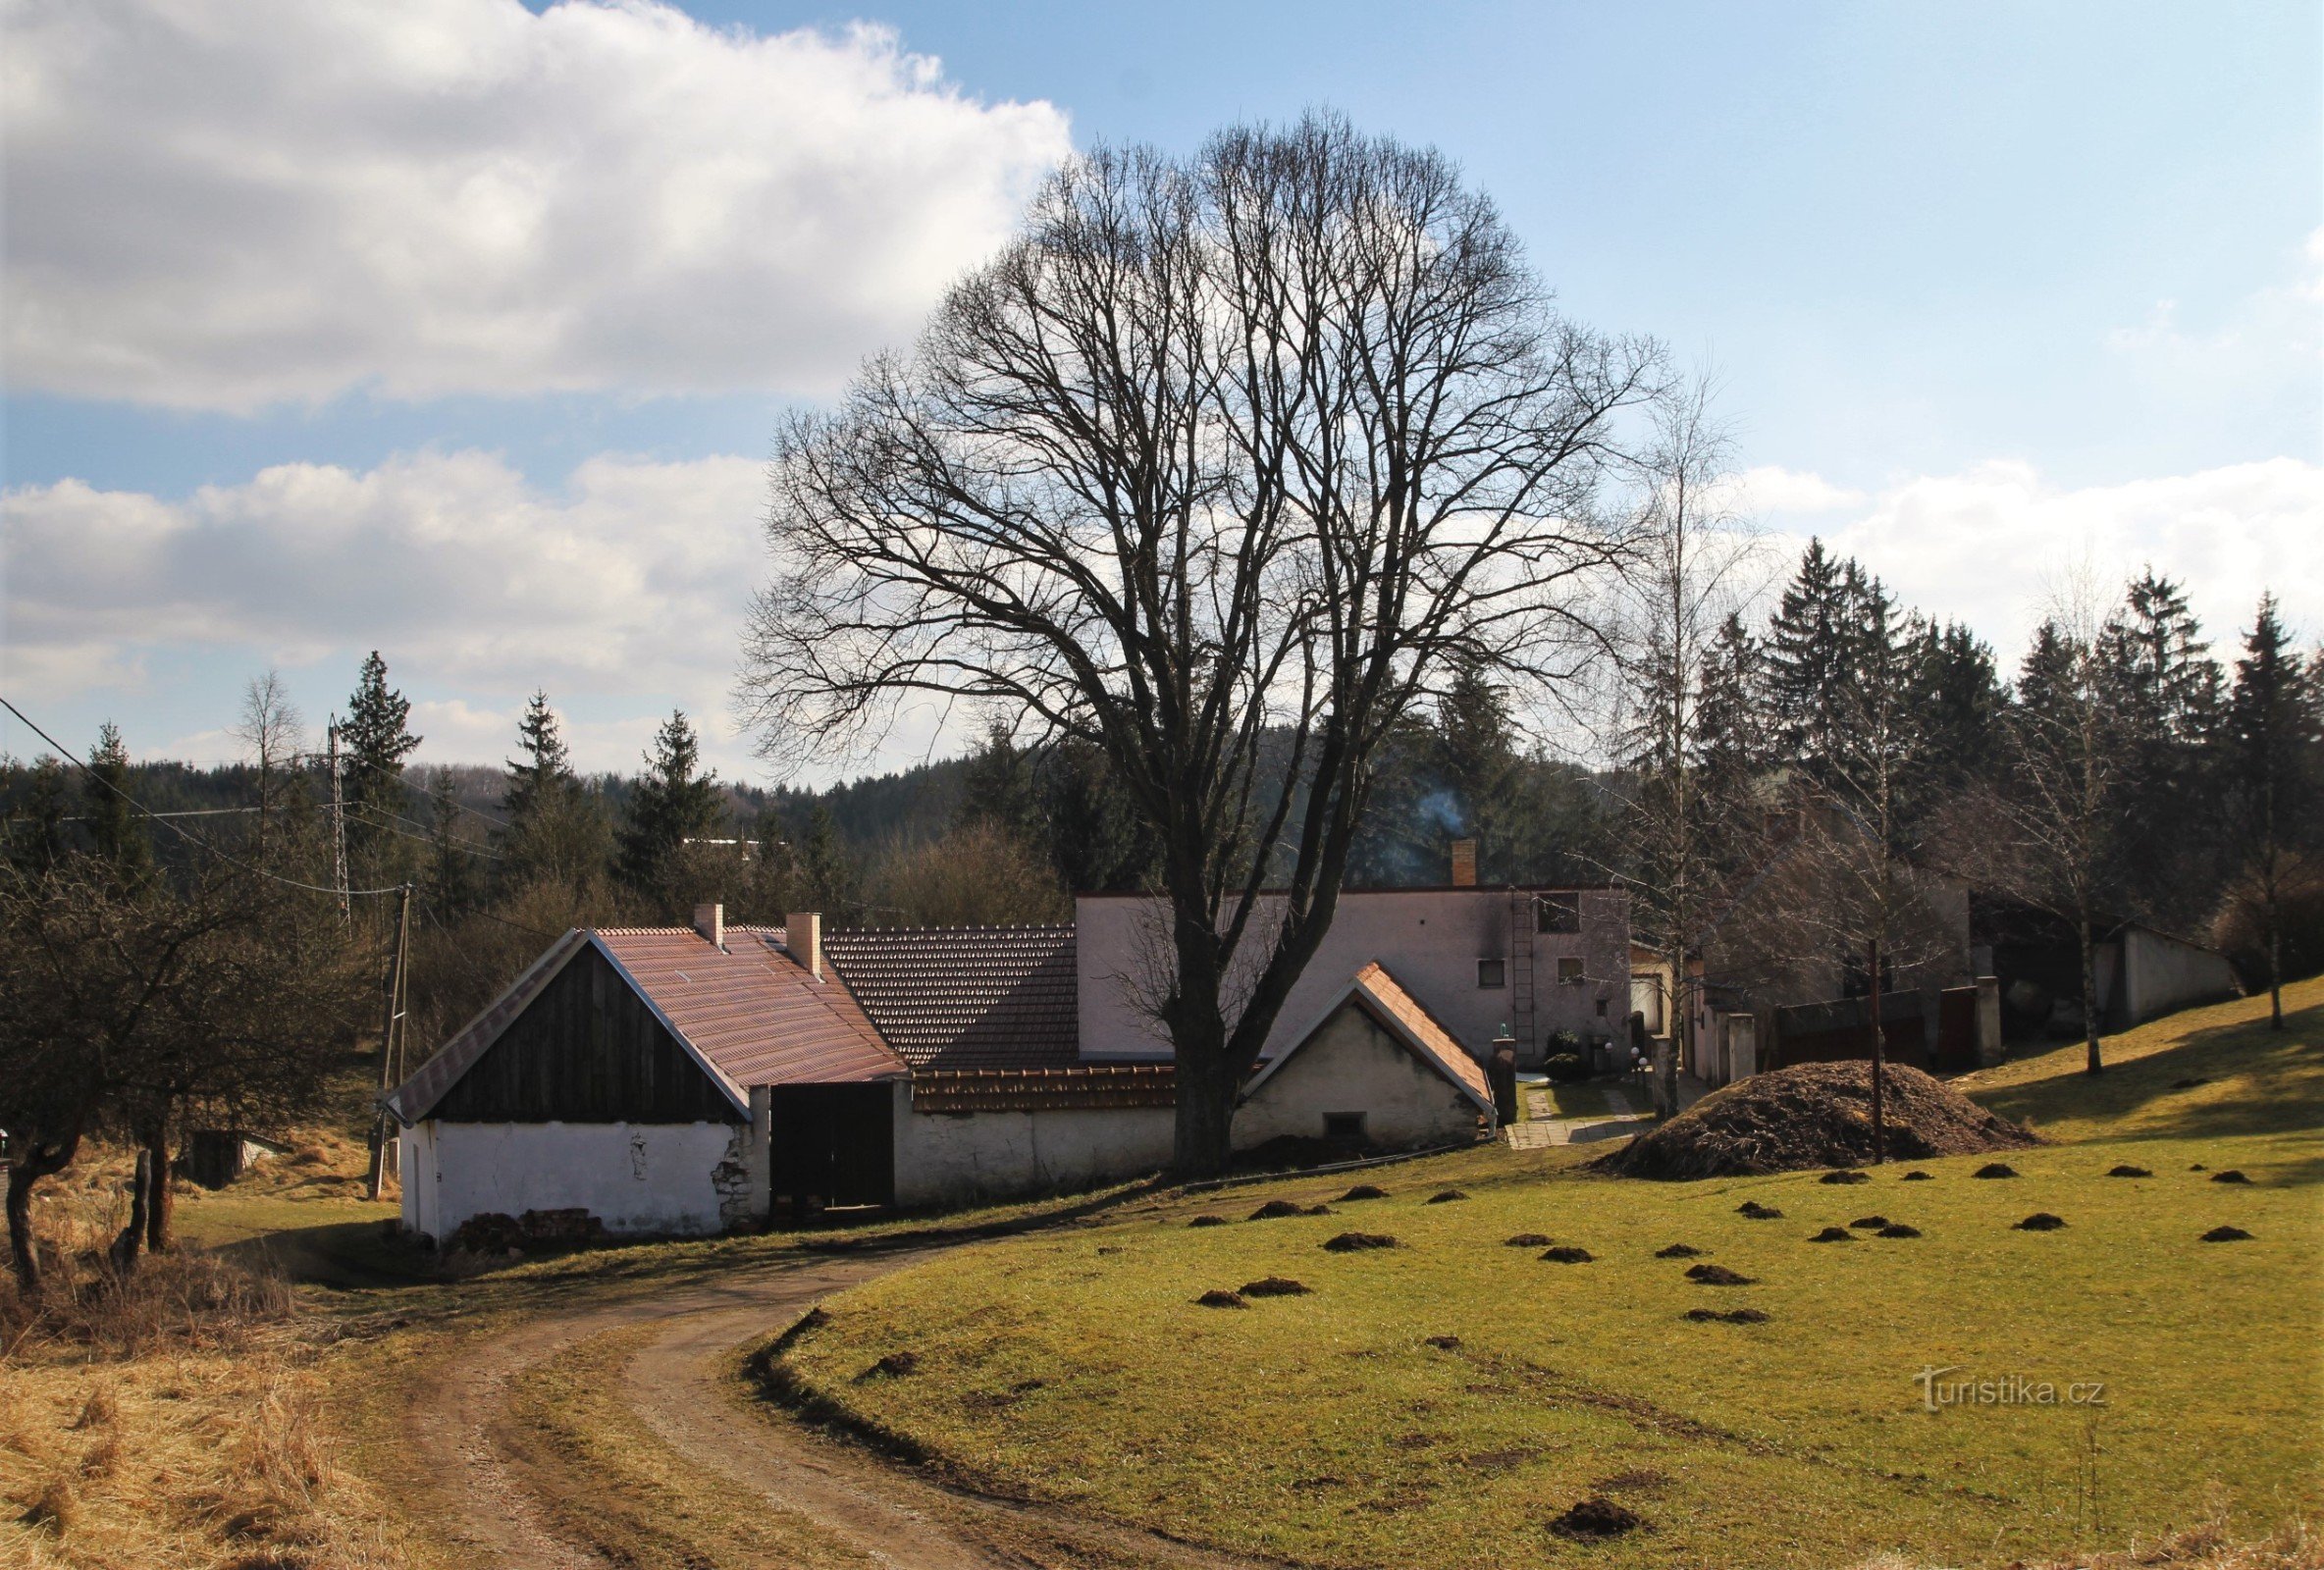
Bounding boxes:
1848 1491 2319 1569
0 1348 421 1569
2 1132 423 1570
2 1158 295 1361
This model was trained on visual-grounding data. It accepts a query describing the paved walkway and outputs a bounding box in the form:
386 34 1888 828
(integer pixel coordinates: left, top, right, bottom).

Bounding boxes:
1504 1071 1712 1149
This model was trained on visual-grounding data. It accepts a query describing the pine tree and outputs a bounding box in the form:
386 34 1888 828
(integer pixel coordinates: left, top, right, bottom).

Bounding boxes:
616 710 726 898
2226 595 2322 1028
83 723 152 875
340 652 421 881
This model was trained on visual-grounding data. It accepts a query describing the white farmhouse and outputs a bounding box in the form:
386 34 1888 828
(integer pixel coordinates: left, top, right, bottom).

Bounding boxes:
389 880 1630 1242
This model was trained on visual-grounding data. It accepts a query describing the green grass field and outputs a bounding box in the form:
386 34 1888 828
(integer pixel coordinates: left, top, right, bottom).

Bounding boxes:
771 980 2324 1570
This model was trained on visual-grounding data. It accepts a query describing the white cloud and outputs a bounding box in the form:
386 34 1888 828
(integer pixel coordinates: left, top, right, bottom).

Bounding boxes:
1731 464 1866 515
2 448 774 769
1762 457 2324 665
0 0 1072 409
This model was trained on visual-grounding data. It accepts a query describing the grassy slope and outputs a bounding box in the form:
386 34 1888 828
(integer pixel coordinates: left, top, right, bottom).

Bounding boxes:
774 979 2324 1570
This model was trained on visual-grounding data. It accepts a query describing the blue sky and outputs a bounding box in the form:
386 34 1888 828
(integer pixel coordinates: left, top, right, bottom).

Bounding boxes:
3 0 2317 779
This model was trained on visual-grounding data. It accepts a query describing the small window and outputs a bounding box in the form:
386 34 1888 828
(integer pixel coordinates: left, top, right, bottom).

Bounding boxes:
1537 894 1581 934
1557 957 1586 986
1477 958 1506 989
1323 1111 1366 1143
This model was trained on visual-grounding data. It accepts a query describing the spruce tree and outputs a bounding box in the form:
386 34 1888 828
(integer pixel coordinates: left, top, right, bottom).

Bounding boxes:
1899 617 2004 826
788 800 859 918
1437 654 1520 877
2226 595 2322 1028
502 691 572 832
499 691 609 888
1037 735 1156 893
425 769 474 916
340 652 421 880
2100 571 2227 921
955 721 1041 841
1762 540 1857 779
83 722 152 875
616 710 725 899
1691 611 1767 869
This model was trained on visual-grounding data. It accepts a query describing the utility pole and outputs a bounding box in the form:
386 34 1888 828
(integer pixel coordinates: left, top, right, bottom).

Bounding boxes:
365 882 413 1201
328 716 349 925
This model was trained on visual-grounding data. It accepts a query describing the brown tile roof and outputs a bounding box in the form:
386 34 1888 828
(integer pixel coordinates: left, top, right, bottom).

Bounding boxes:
1241 961 1497 1119
822 925 1079 1071
910 1064 1176 1114
387 925 905 1124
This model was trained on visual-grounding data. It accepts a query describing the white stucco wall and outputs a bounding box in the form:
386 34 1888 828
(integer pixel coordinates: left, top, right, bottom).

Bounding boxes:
891 1083 1174 1207
1076 888 1628 1071
2121 928 2241 1023
1236 1004 1485 1150
398 1120 745 1242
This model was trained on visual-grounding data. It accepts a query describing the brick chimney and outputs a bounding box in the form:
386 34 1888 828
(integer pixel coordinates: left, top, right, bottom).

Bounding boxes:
786 911 822 980
692 902 723 949
1450 838 1478 888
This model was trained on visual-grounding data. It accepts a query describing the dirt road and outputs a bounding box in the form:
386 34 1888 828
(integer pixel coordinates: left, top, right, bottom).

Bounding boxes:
388 1243 1278 1570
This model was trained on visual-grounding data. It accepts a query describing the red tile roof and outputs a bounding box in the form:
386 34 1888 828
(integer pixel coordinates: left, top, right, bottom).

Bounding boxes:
598 926 906 1091
1347 962 1496 1112
387 925 905 1124
822 925 1079 1071
910 1063 1176 1114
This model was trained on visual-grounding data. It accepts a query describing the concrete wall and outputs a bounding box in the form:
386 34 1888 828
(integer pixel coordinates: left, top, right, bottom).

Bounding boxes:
1077 888 1629 1072
891 1082 1175 1208
2120 928 2241 1024
1236 1004 1485 1150
398 1119 747 1242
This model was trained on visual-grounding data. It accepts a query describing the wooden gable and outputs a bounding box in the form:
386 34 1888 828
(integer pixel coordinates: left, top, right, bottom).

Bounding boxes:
430 943 743 1124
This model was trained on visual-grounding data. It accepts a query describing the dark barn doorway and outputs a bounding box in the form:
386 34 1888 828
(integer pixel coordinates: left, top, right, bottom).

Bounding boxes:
769 1084 894 1210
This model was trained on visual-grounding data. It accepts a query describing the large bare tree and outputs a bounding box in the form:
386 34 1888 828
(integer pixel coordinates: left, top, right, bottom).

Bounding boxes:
741 116 1660 1174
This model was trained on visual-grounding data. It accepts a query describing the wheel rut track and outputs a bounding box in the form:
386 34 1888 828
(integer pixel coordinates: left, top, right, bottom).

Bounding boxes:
389 1244 1282 1570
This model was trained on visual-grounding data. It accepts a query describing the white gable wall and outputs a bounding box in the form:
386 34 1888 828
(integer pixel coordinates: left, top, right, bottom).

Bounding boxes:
2120 928 2241 1024
1237 1003 1483 1150
398 1120 744 1242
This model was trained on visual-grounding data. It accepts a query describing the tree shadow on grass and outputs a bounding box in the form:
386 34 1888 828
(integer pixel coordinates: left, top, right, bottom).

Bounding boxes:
1971 996 2322 1154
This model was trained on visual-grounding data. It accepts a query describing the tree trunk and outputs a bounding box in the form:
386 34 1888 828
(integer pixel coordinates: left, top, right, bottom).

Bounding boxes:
110 1148 151 1274
6 1135 79 1297
143 1124 175 1253
1867 939 1886 1165
2266 878 2284 1030
2080 916 2103 1074
1171 1046 1236 1178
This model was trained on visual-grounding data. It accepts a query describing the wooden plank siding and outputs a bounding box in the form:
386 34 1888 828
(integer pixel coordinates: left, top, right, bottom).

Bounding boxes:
431 945 742 1124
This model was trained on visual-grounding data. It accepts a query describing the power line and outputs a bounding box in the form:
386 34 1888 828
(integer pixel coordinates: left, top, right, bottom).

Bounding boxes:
0 694 408 899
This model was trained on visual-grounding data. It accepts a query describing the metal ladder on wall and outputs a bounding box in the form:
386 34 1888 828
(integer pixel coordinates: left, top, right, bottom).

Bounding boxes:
1507 886 1538 1062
